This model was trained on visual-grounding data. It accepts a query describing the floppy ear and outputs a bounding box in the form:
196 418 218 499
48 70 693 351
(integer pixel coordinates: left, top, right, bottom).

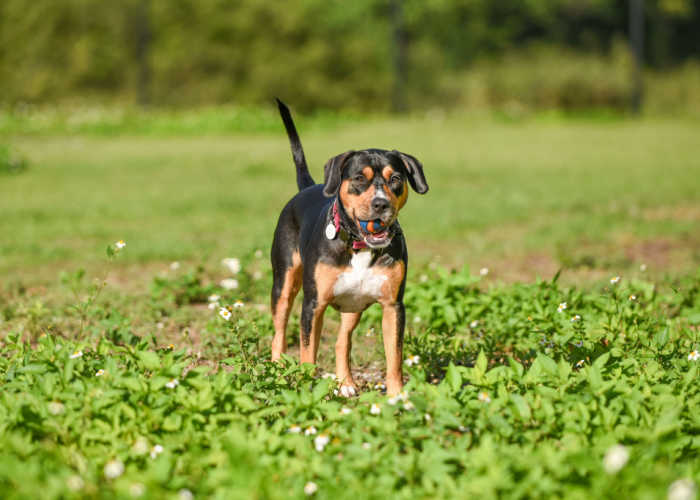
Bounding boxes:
395 151 428 194
323 151 355 197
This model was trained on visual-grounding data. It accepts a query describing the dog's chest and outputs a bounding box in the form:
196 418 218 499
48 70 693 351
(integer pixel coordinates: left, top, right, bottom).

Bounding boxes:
332 251 386 312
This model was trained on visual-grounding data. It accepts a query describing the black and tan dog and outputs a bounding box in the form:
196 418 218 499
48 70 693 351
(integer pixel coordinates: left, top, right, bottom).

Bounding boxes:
270 100 428 396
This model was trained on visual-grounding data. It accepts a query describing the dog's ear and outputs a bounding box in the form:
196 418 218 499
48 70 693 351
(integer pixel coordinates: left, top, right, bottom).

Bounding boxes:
323 151 355 197
395 151 429 194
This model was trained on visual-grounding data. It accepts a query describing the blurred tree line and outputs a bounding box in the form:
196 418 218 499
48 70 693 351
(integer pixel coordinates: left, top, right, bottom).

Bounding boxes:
1 0 698 111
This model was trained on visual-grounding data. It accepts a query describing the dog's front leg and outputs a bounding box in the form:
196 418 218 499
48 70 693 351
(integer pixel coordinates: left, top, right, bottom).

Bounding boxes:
300 295 327 365
381 301 405 396
336 312 361 396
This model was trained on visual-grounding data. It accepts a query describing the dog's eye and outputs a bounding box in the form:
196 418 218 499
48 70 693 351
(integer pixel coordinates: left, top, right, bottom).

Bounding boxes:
353 174 367 183
390 175 402 185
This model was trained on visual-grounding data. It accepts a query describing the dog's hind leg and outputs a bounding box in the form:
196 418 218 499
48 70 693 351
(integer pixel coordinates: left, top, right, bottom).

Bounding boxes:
270 208 303 362
336 312 361 397
270 250 302 361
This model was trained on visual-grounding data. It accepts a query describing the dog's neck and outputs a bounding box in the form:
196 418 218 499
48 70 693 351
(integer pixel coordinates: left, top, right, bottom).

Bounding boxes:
330 199 369 250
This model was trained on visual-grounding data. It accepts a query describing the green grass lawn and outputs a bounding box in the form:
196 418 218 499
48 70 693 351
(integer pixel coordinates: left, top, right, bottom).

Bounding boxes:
1 112 700 498
2 113 699 286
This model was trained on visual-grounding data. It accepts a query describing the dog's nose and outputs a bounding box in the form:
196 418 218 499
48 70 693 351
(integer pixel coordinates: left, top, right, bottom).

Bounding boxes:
371 197 390 212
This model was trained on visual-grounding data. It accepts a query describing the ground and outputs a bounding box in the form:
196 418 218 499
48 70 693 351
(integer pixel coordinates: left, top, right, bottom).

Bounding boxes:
1 112 699 498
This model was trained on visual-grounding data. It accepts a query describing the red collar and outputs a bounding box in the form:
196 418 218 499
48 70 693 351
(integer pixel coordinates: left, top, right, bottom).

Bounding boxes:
332 200 367 250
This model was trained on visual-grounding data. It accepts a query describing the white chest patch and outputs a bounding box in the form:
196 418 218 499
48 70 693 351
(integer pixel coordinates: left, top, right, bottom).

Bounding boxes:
332 251 386 312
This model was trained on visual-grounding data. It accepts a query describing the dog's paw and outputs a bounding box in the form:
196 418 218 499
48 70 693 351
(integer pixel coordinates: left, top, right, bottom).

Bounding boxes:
339 385 358 398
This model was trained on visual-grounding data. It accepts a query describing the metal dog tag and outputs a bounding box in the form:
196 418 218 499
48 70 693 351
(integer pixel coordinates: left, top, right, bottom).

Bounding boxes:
325 223 337 240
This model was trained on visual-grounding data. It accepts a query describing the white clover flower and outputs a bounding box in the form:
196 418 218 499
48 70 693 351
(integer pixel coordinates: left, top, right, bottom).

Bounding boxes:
208 294 220 303
170 262 180 270
628 294 637 301
219 307 232 321
129 483 146 498
208 302 218 310
150 444 164 459
413 316 421 324
576 360 585 368
304 481 318 496
424 413 432 422
370 403 381 415
478 391 491 403
178 489 194 500
104 459 125 479
132 437 149 455
254 249 264 259
479 267 489 276
640 264 647 272
221 258 241 274
610 276 621 285
252 270 263 280
688 350 699 361
402 401 415 411
321 372 337 380
304 426 317 436
419 274 428 283
340 407 352 415
571 314 581 322
219 278 239 290
288 425 302 434
387 396 399 406
314 434 330 452
70 350 83 359
165 378 179 389
157 322 165 330
470 320 479 329
458 425 469 432
557 302 567 313
115 240 126 250
233 300 244 309
603 444 629 474
404 355 420 367
48 401 65 415
668 479 696 500
362 442 371 450
66 475 84 491
95 369 105 377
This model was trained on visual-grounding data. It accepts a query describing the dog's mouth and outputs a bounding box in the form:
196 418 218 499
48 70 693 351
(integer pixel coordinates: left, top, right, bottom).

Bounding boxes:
356 218 393 248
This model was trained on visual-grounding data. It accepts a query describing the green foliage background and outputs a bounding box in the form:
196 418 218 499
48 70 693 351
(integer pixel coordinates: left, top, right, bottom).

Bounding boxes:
1 0 699 111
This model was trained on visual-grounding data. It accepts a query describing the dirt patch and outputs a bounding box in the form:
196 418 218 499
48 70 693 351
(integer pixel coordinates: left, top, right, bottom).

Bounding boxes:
642 205 700 222
621 236 698 270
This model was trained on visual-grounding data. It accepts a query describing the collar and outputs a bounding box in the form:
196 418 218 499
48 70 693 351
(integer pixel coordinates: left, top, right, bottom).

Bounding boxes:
332 200 368 250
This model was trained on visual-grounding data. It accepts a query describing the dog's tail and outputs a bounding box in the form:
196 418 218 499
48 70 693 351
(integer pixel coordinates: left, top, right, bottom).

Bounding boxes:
276 98 315 191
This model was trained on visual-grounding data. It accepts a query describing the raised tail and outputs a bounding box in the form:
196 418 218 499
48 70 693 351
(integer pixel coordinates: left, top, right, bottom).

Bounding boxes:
276 98 315 191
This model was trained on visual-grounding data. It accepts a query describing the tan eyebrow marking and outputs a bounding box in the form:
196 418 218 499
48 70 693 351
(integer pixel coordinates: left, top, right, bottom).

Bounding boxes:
382 166 395 181
362 166 374 180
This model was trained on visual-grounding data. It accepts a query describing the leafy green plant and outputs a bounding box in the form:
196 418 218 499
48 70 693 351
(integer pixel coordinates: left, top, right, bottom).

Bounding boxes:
0 145 28 175
1 242 699 498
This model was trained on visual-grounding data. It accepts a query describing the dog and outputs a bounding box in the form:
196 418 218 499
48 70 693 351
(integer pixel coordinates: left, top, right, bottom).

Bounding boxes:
270 99 428 396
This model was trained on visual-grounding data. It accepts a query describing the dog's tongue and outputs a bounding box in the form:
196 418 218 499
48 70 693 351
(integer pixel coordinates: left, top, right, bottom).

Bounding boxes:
367 230 388 240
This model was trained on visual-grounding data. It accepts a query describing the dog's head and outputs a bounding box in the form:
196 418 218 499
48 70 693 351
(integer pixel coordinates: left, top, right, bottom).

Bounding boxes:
323 149 428 248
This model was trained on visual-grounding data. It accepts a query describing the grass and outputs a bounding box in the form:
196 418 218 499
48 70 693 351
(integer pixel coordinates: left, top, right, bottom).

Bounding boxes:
2 112 699 285
1 249 699 499
1 110 700 498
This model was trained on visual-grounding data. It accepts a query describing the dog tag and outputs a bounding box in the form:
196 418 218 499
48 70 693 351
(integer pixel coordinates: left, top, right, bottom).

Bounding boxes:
325 223 337 240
